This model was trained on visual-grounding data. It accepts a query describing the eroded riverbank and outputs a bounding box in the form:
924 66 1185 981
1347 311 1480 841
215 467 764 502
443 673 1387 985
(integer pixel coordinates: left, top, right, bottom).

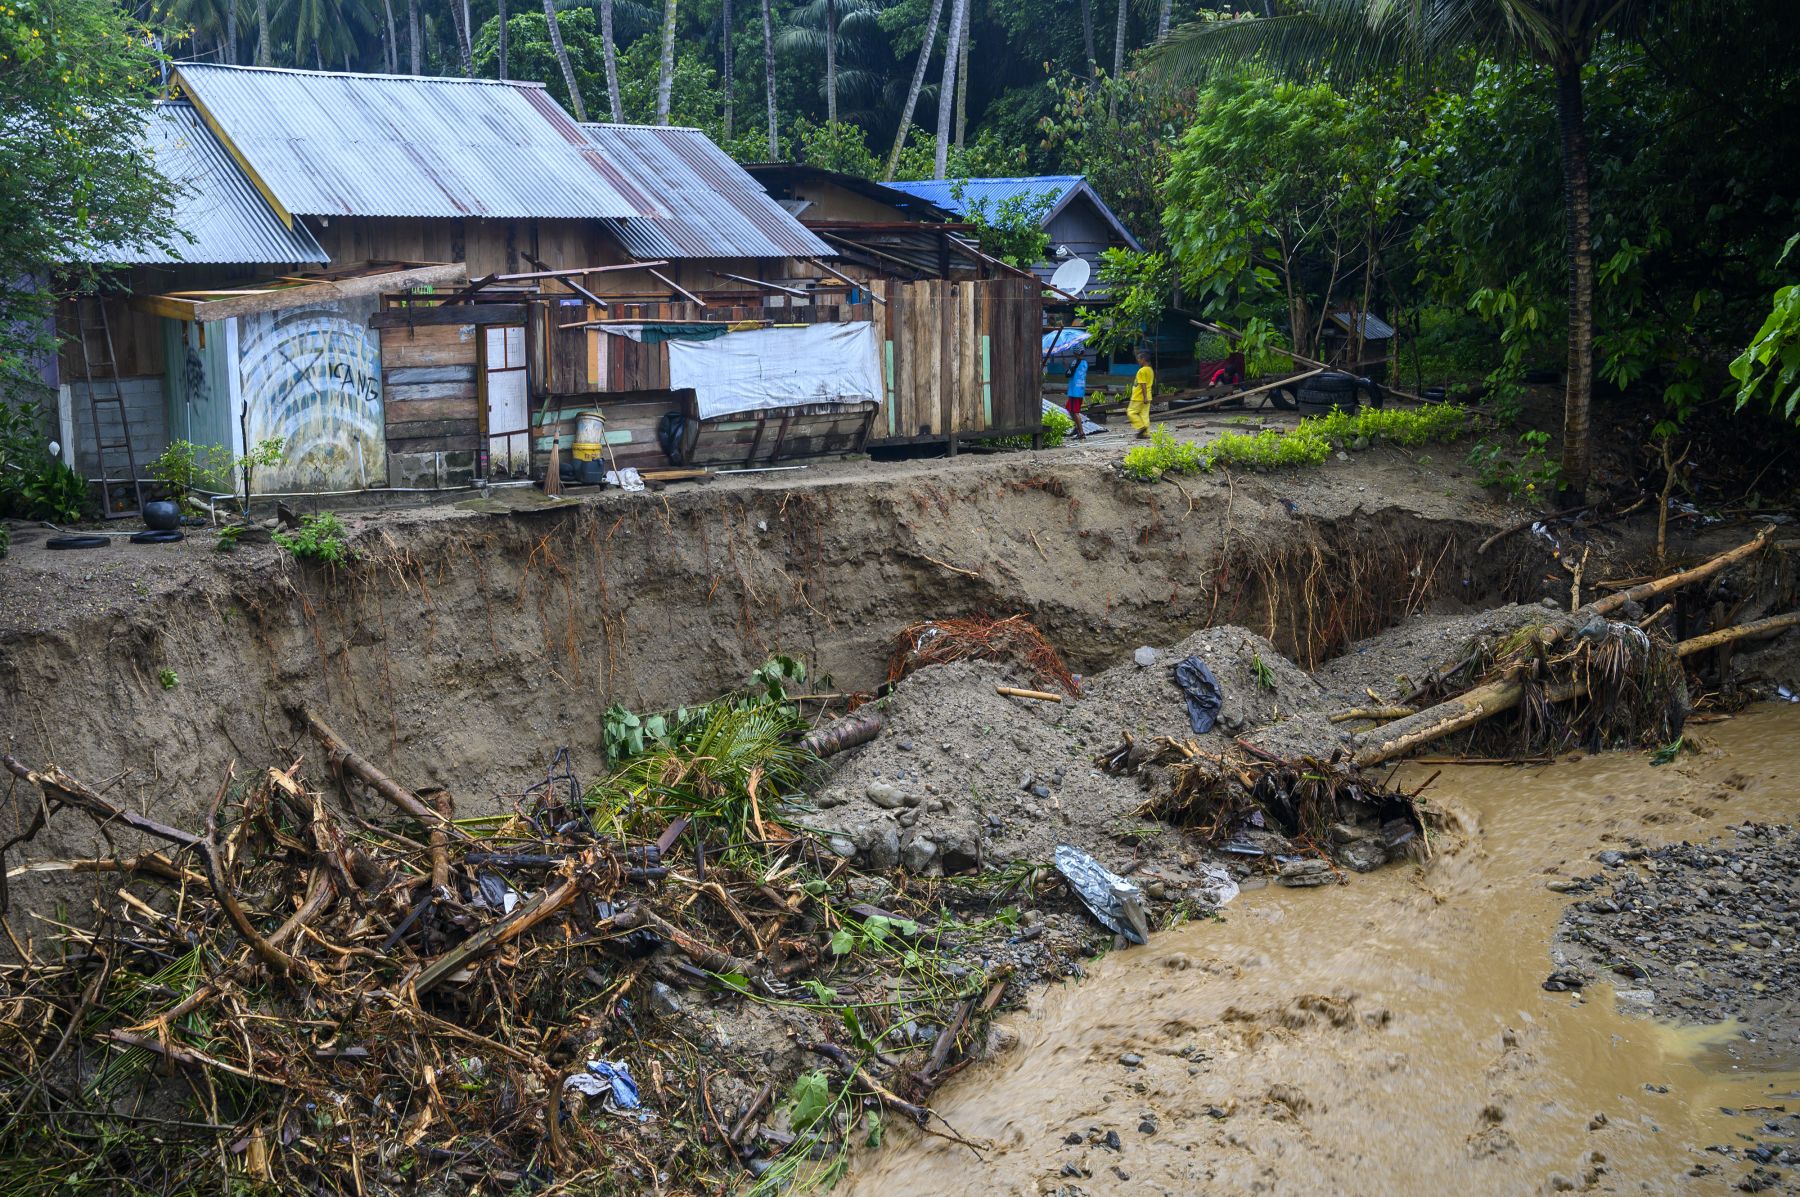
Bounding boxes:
844 703 1800 1196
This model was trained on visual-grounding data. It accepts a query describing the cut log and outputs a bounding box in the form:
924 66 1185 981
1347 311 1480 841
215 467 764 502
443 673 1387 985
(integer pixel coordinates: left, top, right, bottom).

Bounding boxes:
1674 610 1800 658
1588 526 1774 617
1353 609 1797 766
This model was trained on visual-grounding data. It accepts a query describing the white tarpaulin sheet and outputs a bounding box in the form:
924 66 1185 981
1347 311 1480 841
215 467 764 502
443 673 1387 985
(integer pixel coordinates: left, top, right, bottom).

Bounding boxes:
669 321 884 419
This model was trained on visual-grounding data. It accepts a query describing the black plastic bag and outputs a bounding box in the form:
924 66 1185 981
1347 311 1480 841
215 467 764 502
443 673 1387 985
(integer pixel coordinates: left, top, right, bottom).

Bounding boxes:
1173 656 1223 734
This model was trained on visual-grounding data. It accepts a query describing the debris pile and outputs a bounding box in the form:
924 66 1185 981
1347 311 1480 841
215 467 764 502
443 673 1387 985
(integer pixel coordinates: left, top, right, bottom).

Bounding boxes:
0 698 1007 1194
1098 734 1427 878
886 614 1079 695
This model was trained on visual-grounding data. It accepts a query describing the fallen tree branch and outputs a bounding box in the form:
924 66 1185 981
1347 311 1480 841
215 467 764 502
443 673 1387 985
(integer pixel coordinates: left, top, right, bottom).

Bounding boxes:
412 873 587 996
1674 610 1800 658
291 705 470 840
107 1030 290 1087
1588 526 1774 617
2 755 203 851
202 766 316 982
1328 706 1416 724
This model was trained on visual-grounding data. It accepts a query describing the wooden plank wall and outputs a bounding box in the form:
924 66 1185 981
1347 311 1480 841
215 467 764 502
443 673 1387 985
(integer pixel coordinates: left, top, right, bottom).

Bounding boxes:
872 275 1040 445
379 322 480 459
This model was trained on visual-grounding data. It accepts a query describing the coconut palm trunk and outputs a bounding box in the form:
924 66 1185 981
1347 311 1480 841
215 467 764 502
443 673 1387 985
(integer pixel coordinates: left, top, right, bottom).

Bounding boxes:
408 0 419 71
601 0 623 120
544 0 589 120
1156 0 1170 39
1081 0 1097 83
255 0 269 64
761 0 778 157
380 0 395 70
953 0 969 148
722 0 734 138
656 0 678 124
1110 0 1126 113
885 0 942 179
447 0 472 74
825 0 838 123
1554 61 1595 498
933 0 969 177
497 0 508 77
225 0 238 62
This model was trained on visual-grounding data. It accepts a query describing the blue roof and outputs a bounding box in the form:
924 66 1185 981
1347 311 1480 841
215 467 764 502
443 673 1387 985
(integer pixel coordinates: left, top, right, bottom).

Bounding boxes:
885 175 1140 250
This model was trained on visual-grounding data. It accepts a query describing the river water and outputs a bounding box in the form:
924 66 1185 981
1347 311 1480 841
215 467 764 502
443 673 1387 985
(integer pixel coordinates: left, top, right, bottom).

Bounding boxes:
845 704 1800 1196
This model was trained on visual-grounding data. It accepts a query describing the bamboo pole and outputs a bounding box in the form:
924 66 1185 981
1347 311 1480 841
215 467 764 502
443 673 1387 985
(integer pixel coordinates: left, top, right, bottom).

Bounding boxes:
1588 525 1774 617
996 686 1062 702
1675 610 1800 658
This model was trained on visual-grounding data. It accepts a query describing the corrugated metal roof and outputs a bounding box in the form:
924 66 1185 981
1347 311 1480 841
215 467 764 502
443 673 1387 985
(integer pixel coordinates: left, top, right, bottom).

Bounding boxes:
173 64 653 220
80 102 329 265
582 125 831 260
1329 310 1397 340
886 175 1141 251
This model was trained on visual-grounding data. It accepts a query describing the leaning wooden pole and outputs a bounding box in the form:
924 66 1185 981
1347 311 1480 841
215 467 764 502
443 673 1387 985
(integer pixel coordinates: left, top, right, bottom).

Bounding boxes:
1588 525 1773 617
291 704 470 840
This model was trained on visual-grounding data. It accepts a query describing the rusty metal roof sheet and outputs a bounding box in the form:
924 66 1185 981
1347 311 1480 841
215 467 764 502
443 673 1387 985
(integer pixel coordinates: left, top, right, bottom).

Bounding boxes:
80 101 329 266
582 124 831 260
172 64 653 220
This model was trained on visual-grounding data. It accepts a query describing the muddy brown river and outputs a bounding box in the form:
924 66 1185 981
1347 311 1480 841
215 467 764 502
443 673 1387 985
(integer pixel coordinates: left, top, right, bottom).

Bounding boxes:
844 704 1800 1196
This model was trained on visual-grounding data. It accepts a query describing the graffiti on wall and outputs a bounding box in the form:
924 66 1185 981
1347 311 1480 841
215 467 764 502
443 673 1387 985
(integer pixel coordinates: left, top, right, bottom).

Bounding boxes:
238 300 385 492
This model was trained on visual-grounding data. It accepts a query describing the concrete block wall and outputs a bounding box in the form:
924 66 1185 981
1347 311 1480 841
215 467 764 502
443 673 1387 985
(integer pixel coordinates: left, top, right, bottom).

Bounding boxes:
65 377 168 479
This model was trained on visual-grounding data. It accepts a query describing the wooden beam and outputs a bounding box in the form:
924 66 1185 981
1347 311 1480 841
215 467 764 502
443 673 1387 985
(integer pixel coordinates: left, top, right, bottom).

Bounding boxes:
806 258 886 304
648 267 706 307
160 263 469 323
705 269 809 297
369 303 528 329
491 260 671 283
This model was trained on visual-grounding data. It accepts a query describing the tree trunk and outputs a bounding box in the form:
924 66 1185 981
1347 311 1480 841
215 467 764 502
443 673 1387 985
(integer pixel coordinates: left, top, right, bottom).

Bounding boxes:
447 0 473 74
497 0 508 78
825 0 838 123
761 0 778 158
225 0 238 63
544 0 589 121
1110 0 1126 115
656 0 678 124
933 0 969 178
256 0 270 65
408 0 420 72
1156 0 1169 39
885 0 943 180
953 0 969 149
601 0 623 120
381 0 396 71
721 0 734 139
1080 0 1097 84
1554 62 1596 501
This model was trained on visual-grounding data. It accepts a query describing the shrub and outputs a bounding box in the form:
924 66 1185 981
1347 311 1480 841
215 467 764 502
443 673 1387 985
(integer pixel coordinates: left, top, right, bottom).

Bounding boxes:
273 512 355 566
985 405 1076 451
149 437 285 513
1122 426 1204 480
1121 403 1470 481
0 399 90 523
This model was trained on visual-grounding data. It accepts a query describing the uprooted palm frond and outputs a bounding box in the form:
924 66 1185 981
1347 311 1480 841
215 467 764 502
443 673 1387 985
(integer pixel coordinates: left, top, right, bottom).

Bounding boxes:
587 700 815 852
886 614 1078 694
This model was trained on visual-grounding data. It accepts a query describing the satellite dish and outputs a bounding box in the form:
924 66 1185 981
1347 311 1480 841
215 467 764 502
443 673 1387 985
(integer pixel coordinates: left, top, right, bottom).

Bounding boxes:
1049 257 1091 297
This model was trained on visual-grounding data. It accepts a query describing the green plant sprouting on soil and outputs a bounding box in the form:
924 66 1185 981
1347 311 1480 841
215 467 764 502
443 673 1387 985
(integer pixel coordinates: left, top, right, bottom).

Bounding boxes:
1123 403 1469 481
272 511 355 566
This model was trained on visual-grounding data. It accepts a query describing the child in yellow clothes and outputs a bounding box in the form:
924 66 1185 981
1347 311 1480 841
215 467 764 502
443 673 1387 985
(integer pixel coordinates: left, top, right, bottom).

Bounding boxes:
1127 349 1155 438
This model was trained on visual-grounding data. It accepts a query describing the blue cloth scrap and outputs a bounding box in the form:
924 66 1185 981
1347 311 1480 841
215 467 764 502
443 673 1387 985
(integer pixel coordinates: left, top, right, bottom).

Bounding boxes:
564 1059 641 1109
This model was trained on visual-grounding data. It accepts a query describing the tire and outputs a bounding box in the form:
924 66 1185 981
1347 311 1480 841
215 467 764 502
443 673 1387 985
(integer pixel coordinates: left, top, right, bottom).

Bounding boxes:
1297 372 1381 414
46 535 109 550
1269 387 1298 411
130 529 184 544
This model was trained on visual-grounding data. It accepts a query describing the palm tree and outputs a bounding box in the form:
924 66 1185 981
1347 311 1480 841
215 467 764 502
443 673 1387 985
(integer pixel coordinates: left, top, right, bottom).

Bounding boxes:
709 0 723 136
408 0 419 71
885 0 942 179
1081 0 1097 83
1152 1 1659 499
543 0 588 119
601 0 624 120
655 0 677 123
446 0 473 73
380 0 396 69
761 0 778 156
1156 0 1170 40
953 0 969 148
256 0 270 63
826 0 838 121
496 0 507 77
932 0 968 177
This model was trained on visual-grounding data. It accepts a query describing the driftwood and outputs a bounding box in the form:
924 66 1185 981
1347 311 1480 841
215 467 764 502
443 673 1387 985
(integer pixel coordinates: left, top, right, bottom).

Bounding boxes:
291 704 469 840
996 686 1062 703
2 755 203 851
1675 610 1800 658
1329 705 1416 724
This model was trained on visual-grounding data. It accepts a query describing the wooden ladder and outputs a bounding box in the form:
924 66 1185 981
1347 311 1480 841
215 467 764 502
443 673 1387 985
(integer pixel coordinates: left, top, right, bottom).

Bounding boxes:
73 297 143 519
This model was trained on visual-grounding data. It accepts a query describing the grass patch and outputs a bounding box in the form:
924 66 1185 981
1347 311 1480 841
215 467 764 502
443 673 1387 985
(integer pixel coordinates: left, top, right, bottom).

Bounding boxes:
1122 402 1469 481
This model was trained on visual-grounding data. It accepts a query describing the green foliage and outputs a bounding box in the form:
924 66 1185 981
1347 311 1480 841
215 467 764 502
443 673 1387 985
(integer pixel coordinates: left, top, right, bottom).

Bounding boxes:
938 178 1053 267
1079 249 1172 356
785 1070 834 1132
0 0 176 389
1732 235 1800 424
156 668 179 691
1042 71 1196 253
983 405 1075 451
272 512 354 566
792 117 882 178
149 438 285 512
891 127 1031 184
1466 429 1562 502
1250 655 1276 692
0 401 89 523
1123 404 1469 481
